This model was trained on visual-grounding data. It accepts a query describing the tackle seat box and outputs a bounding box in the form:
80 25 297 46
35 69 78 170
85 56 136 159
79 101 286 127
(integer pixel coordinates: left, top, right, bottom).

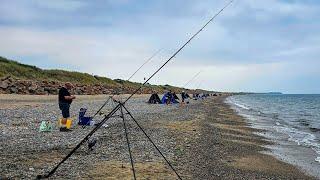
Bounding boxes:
78 108 93 126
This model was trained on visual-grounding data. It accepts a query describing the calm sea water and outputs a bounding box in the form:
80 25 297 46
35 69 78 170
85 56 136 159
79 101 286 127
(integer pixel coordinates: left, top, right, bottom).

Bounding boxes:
226 94 320 177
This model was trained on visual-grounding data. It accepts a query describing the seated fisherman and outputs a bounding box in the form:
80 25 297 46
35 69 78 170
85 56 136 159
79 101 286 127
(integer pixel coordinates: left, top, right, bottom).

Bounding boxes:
58 82 76 132
166 90 173 104
181 91 187 103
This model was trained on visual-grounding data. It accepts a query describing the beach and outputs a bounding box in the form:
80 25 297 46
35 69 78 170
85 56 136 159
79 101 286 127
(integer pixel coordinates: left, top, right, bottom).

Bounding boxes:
0 94 314 179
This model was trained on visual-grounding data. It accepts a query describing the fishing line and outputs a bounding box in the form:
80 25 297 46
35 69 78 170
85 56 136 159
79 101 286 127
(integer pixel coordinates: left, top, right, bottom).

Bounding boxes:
91 49 162 119
183 70 203 88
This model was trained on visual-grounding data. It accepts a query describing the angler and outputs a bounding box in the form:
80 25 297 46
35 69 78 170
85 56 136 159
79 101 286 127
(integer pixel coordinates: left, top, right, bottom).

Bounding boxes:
37 1 234 179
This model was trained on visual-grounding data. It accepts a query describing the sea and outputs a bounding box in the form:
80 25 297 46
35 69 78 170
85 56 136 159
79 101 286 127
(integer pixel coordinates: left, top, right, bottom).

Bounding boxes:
226 94 320 178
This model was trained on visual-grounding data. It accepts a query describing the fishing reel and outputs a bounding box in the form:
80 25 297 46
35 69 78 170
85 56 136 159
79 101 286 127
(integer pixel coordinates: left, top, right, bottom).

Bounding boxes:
88 138 97 152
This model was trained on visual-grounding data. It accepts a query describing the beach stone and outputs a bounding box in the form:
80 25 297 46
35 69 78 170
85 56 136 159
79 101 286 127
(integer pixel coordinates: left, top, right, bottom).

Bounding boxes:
28 83 38 91
0 81 9 89
44 87 56 94
9 87 18 93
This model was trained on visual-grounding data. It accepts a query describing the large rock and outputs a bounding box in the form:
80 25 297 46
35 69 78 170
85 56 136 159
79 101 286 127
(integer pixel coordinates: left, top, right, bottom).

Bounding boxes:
0 77 156 95
0 81 9 89
44 87 58 94
28 83 38 91
9 87 18 93
35 87 46 95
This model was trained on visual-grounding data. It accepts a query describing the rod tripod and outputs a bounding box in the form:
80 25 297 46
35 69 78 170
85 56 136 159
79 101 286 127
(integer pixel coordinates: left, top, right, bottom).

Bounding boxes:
36 1 233 179
38 99 182 179
118 101 182 179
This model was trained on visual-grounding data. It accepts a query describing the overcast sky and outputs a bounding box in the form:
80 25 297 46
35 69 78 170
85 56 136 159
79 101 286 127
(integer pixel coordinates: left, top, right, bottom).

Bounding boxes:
1 0 319 93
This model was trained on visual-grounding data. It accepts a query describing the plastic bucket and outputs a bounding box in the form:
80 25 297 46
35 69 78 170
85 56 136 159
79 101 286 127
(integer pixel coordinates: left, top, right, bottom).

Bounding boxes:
59 118 73 129
66 119 72 129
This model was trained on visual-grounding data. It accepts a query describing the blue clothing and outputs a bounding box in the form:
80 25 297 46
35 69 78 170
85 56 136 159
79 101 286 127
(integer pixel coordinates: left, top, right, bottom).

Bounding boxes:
161 92 179 104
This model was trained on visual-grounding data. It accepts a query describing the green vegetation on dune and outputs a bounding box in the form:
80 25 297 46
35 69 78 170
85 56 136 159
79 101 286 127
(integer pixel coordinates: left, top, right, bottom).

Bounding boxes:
0 56 118 86
44 69 117 85
0 56 114 84
0 57 42 79
0 56 196 93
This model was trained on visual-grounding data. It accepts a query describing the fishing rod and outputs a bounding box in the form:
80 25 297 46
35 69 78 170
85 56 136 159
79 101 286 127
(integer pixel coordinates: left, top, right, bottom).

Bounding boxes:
37 1 234 178
99 0 234 107
128 49 162 81
182 70 202 88
122 0 234 104
91 49 162 119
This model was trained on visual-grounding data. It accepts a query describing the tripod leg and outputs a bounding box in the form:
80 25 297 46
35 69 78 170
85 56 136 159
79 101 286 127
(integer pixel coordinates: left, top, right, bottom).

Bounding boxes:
120 104 137 180
37 104 122 179
121 105 182 180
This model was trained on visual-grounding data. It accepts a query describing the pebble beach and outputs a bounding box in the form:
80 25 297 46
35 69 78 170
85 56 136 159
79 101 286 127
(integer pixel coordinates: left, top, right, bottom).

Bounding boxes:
0 94 315 179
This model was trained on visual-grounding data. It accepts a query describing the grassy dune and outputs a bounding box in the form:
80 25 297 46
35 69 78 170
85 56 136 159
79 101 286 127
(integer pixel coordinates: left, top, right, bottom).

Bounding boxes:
0 56 200 93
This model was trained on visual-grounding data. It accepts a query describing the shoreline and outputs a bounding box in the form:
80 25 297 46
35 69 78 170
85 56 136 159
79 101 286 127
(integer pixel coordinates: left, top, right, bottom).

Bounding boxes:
226 94 320 178
0 94 314 179
180 95 313 179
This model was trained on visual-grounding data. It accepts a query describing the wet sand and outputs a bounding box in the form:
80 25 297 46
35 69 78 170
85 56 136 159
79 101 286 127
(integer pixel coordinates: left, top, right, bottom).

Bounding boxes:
178 96 314 179
0 94 314 179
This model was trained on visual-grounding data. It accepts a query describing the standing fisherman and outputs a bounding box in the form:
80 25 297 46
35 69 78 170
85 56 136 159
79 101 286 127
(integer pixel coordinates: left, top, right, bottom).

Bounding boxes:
37 0 234 177
58 82 76 132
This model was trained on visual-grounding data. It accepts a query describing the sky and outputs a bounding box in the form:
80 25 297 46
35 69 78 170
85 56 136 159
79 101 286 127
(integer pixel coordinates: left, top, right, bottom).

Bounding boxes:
0 0 319 94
